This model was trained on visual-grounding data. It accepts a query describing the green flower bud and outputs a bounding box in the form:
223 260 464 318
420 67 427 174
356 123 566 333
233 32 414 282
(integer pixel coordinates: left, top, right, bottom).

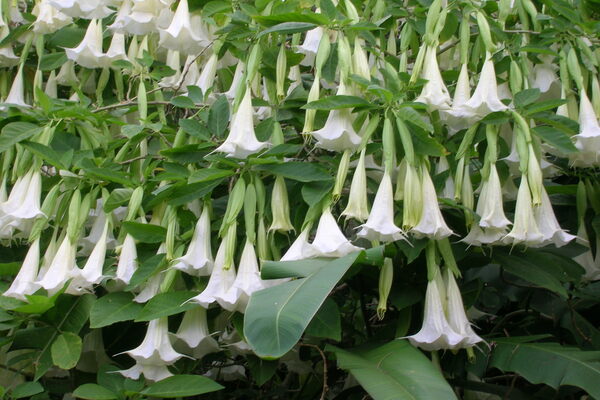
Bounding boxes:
126 186 144 221
276 45 287 99
567 48 584 89
223 222 237 271
219 177 246 237
269 175 294 233
137 78 147 121
377 258 394 320
382 116 395 172
510 60 523 94
344 0 360 23
244 183 257 243
402 163 422 230
476 12 495 52
67 189 81 242
315 31 331 74
257 217 270 261
437 238 461 278
333 150 351 201
527 144 543 206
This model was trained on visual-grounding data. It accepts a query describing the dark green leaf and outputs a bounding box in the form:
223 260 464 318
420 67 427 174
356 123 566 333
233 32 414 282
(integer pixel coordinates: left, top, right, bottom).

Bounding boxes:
188 168 235 183
39 52 67 71
51 332 82 369
72 384 118 400
397 107 433 133
207 95 230 138
247 356 278 386
140 375 223 398
90 292 143 328
0 122 43 153
122 222 167 243
104 188 133 213
514 89 541 109
20 141 69 170
255 162 332 182
11 382 44 399
135 291 198 321
126 254 166 291
305 298 341 341
170 96 196 108
258 22 317 37
532 126 578 154
328 340 458 400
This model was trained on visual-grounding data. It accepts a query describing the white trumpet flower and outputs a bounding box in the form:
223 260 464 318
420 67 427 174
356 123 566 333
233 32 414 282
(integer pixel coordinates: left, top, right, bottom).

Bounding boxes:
67 218 110 294
297 27 324 67
311 83 362 152
478 164 511 230
533 187 576 247
195 53 218 98
4 66 30 108
32 1 72 34
173 207 213 276
159 0 210 55
411 167 453 239
415 46 451 111
503 177 543 246
0 26 19 67
0 170 44 237
189 239 237 308
36 235 77 296
215 88 269 158
48 0 114 19
220 240 269 313
3 239 41 301
444 271 483 348
311 207 362 257
407 278 463 351
570 90 600 167
280 226 317 261
175 308 219 358
115 234 138 285
120 318 185 382
64 19 105 69
357 171 406 243
441 63 473 132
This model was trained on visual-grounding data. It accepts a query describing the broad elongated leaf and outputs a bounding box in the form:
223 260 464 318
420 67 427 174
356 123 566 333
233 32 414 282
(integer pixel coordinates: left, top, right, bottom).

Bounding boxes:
490 338 600 399
532 126 578 154
139 375 224 397
188 168 234 183
51 332 82 369
328 340 458 400
255 162 332 182
90 292 143 328
122 222 167 243
135 291 198 321
258 22 316 37
0 122 43 153
11 382 44 399
72 384 118 400
207 95 229 137
305 298 341 341
244 252 360 358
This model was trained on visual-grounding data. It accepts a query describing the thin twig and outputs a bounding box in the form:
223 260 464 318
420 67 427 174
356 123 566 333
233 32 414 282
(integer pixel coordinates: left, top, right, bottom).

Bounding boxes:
299 343 328 400
173 41 215 95
118 155 162 165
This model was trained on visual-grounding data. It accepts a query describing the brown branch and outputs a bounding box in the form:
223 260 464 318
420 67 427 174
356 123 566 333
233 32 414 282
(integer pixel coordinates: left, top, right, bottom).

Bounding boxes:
299 343 328 400
173 41 215 95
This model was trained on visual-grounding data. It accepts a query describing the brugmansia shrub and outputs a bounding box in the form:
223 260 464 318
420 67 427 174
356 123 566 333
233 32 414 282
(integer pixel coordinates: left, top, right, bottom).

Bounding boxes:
0 0 599 399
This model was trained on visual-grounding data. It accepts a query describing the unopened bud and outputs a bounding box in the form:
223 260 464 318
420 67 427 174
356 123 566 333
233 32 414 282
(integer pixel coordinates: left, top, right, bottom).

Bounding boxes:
377 258 394 320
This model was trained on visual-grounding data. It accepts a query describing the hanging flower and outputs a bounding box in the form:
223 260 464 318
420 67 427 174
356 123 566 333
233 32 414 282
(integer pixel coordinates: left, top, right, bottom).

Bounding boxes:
406 278 463 351
114 234 138 285
435 156 455 199
503 177 543 246
195 53 218 98
280 226 317 261
110 0 173 35
215 87 269 158
478 164 511 230
0 169 44 238
175 308 219 358
158 0 211 55
173 207 213 276
311 83 362 152
570 90 600 167
32 1 72 34
159 49 182 89
455 53 508 120
55 60 79 86
189 238 237 308
0 26 19 67
4 66 30 108
533 187 576 247
101 33 128 67
79 209 117 256
220 240 270 313
296 27 324 67
36 235 77 296
67 218 110 294
444 270 484 348
311 207 362 257
341 149 369 222
64 19 105 69
3 239 41 301
48 0 114 19
357 171 407 243
441 63 473 132
411 165 453 239
415 46 451 111
120 318 186 382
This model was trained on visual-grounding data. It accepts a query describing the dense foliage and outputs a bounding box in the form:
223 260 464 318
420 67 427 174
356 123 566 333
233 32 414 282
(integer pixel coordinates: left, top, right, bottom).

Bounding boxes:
0 0 600 399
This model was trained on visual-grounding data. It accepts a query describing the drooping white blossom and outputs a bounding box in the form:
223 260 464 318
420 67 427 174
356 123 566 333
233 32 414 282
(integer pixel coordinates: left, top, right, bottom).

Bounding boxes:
311 207 362 257
3 239 41 300
173 207 213 276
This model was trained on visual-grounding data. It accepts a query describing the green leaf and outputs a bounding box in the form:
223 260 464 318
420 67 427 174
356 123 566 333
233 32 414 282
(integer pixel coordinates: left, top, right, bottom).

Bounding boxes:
261 259 332 279
247 356 278 386
244 252 360 358
170 95 196 108
72 384 118 400
126 254 166 291
135 291 198 321
305 298 341 341
412 129 446 157
490 339 600 399
20 141 69 170
179 118 210 139
90 292 143 328
80 160 134 187
524 99 567 116
207 95 230 138
258 22 317 37
255 162 332 182
532 126 578 154
302 95 371 110
494 252 568 298
514 89 541 109
187 86 203 103
39 52 67 71
51 332 82 369
188 168 235 183
11 382 44 399
253 12 330 26
302 180 334 206
140 375 223 398
104 188 133 213
397 106 433 133
122 222 167 243
13 295 57 314
328 340 457 400
0 122 43 153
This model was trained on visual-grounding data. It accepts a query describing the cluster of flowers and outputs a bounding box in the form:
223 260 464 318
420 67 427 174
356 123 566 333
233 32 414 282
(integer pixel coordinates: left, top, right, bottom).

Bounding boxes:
0 0 598 381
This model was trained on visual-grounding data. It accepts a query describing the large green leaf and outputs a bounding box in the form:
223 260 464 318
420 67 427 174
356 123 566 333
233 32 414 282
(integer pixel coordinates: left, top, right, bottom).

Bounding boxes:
207 95 229 138
90 292 143 328
244 252 360 358
51 332 82 369
302 95 372 110
139 375 223 398
135 291 198 321
328 340 457 400
122 222 167 243
72 384 118 400
490 338 600 398
255 162 332 182
0 122 43 153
